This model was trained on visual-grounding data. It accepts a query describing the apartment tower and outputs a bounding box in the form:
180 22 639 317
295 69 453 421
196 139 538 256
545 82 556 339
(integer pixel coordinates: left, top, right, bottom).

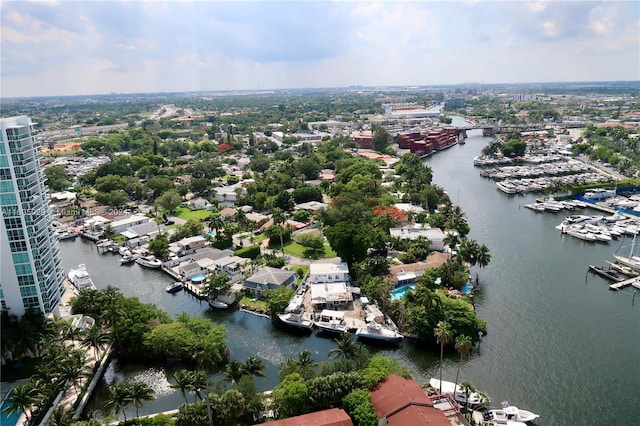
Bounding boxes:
0 115 65 316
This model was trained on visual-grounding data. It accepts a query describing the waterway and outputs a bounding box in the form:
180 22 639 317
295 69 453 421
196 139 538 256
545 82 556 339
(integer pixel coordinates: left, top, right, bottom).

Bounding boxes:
59 118 640 425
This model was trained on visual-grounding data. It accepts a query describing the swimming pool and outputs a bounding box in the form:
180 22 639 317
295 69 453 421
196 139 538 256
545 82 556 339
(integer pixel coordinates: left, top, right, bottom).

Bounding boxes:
1 390 21 426
390 284 416 301
191 274 207 283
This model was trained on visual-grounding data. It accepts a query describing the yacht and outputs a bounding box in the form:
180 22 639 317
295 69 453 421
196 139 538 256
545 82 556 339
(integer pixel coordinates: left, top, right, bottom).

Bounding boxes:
277 311 314 331
315 309 348 334
488 403 540 423
428 378 485 407
56 229 78 240
136 254 162 268
67 264 96 291
583 188 616 200
119 252 136 264
355 322 403 342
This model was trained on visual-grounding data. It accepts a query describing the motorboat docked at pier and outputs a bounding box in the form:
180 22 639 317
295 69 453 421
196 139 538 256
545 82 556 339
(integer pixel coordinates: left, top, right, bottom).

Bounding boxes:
165 282 183 293
488 402 540 423
588 265 624 282
67 264 96 291
209 299 229 309
277 311 314 330
314 309 348 334
355 322 403 342
119 252 136 264
428 378 485 407
135 253 162 268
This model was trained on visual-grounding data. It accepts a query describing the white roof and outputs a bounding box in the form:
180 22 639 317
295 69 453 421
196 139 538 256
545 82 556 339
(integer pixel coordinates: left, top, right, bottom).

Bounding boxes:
310 282 349 303
309 262 350 275
110 214 148 228
319 309 345 319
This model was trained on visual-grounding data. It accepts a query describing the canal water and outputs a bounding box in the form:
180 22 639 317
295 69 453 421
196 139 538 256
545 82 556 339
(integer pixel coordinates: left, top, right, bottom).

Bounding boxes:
60 119 640 425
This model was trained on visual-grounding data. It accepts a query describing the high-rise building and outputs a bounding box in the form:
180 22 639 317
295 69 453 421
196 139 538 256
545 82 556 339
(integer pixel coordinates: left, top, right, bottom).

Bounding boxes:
1 115 65 317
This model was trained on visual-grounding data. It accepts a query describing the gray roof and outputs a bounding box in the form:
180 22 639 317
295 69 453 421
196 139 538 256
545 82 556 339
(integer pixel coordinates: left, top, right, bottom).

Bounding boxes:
245 266 297 287
190 247 234 262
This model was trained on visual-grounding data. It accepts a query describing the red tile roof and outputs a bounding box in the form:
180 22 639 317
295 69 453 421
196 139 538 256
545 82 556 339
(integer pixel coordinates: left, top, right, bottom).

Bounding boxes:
370 375 450 426
255 408 353 426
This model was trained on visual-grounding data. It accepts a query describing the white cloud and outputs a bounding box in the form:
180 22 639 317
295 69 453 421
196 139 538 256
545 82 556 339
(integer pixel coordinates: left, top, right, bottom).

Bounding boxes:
1 0 638 97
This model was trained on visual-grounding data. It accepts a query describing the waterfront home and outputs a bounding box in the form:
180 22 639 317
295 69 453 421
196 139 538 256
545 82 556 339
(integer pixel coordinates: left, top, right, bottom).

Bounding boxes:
258 408 353 426
370 375 454 426
168 235 207 257
121 221 166 247
389 225 446 252
309 262 350 284
210 255 248 284
110 214 150 233
243 266 298 297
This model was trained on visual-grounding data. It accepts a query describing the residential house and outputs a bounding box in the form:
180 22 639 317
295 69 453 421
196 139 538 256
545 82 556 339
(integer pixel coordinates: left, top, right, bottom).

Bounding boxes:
309 262 352 309
243 266 298 297
253 408 353 426
110 214 150 234
168 235 207 257
309 262 350 284
122 221 167 248
295 201 328 214
370 375 453 426
389 226 446 252
188 197 212 211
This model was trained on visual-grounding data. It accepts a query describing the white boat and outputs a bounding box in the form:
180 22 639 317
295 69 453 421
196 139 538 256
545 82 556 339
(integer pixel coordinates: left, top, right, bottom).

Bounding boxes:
489 403 540 423
56 229 78 240
67 264 96 291
315 309 348 334
277 311 314 330
496 182 516 194
165 282 183 293
584 188 616 200
474 410 527 426
119 253 136 264
209 299 229 309
118 246 131 256
355 322 403 342
566 225 597 242
136 254 162 268
428 378 485 406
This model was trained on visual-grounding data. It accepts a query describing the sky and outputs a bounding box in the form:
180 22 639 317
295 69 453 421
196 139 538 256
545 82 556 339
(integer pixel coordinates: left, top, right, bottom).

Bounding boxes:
1 0 639 98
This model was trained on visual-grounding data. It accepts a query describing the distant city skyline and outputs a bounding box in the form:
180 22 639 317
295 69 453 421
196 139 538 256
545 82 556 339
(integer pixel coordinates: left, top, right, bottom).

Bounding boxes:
2 1 639 98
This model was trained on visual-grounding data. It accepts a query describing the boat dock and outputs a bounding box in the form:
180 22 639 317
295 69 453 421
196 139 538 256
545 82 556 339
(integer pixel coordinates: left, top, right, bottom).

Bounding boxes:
608 276 640 291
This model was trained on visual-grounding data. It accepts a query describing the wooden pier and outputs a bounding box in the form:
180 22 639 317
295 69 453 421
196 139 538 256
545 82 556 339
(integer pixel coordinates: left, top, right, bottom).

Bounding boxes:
608 276 640 291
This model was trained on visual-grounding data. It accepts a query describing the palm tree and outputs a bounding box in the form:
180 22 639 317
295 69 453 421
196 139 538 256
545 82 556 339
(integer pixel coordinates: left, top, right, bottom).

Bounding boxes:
208 213 224 235
476 244 491 269
130 382 156 418
442 231 459 253
329 333 361 360
242 355 267 380
271 207 286 256
102 224 116 240
2 383 35 423
58 355 89 395
295 349 317 369
81 324 111 360
104 383 134 422
224 360 245 385
47 407 75 426
171 369 193 403
453 335 473 403
459 381 476 410
434 321 453 396
188 370 207 402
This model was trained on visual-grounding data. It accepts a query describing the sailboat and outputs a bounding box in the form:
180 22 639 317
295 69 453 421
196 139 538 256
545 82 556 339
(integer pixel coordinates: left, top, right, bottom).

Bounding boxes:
611 233 640 271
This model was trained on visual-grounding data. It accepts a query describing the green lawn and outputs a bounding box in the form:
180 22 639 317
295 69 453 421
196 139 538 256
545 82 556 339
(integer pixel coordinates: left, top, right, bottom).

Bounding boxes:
283 241 336 259
173 207 212 222
238 296 268 313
